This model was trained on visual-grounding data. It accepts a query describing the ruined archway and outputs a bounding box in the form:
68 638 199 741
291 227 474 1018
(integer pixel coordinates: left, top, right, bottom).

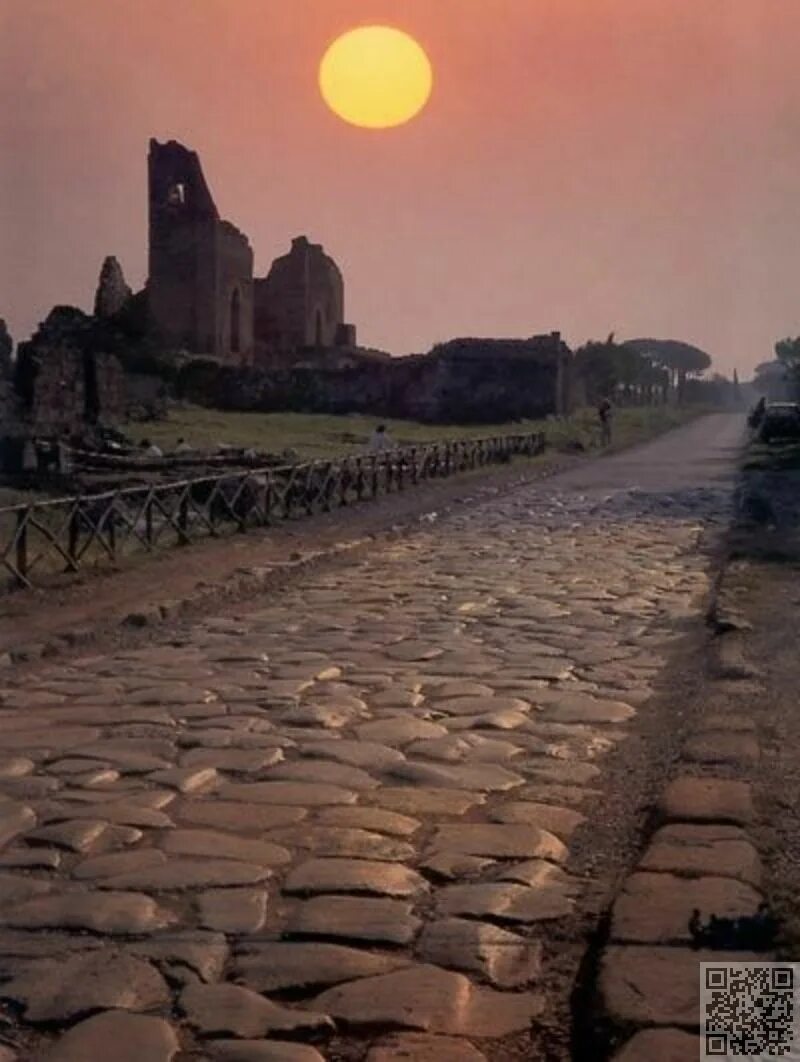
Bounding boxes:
230 288 241 355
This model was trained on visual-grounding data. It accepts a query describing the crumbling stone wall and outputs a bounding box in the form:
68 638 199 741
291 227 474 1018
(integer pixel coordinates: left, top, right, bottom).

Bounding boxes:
148 139 254 363
254 236 356 363
94 257 132 319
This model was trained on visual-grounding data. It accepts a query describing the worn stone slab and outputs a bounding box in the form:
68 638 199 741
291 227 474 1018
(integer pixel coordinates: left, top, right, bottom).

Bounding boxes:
367 1036 488 1062
683 732 760 766
209 1043 325 1062
129 931 229 984
300 740 405 771
488 802 586 840
176 800 307 832
73 848 167 880
27 819 108 853
495 860 582 893
429 824 567 862
284 858 427 898
35 1011 180 1062
421 852 495 881
639 825 762 886
38 801 174 829
389 761 524 792
3 891 176 933
658 777 754 825
198 888 268 933
313 964 543 1037
233 942 411 993
317 806 420 837
266 760 380 790
0 874 52 906
417 918 542 987
100 857 269 891
269 826 414 863
2 949 170 1021
370 788 484 817
160 829 291 866
612 872 762 944
433 697 530 718
0 847 60 870
357 718 448 746
287 895 422 945
613 1028 701 1061
599 945 764 1026
536 693 635 724
148 766 219 793
181 747 284 773
218 781 358 806
181 982 333 1038
437 882 574 924
0 803 37 849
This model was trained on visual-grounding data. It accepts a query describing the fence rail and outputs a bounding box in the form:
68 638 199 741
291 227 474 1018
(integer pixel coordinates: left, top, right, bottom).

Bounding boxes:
0 432 545 591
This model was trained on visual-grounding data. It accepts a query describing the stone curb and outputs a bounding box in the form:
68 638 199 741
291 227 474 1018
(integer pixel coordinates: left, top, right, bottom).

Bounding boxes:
598 584 769 1060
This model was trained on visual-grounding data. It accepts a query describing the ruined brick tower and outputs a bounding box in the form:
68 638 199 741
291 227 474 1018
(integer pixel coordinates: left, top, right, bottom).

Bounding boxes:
254 236 357 360
147 139 254 363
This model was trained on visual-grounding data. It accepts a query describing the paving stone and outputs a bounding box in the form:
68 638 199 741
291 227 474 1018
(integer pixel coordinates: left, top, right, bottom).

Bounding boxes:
488 801 586 839
389 761 524 792
436 882 574 923
99 857 270 891
683 732 761 766
0 847 60 870
421 852 496 881
0 803 36 849
599 945 763 1026
0 758 34 779
148 766 219 793
300 740 405 771
369 788 485 817
3 891 177 933
417 917 542 987
2 948 170 1021
27 819 108 853
219 781 358 806
176 800 307 831
313 963 543 1037
233 942 411 993
429 824 567 862
35 1011 180 1062
181 982 334 1038
386 641 443 662
284 859 428 898
639 824 762 885
535 693 635 724
198 887 268 933
181 747 284 772
160 829 291 866
130 931 229 983
73 848 167 880
269 826 414 862
432 697 531 718
367 1036 488 1062
612 872 762 944
209 1043 326 1062
612 1028 701 1062
356 718 448 746
266 760 379 790
317 806 420 837
287 895 422 945
658 777 754 825
38 801 174 829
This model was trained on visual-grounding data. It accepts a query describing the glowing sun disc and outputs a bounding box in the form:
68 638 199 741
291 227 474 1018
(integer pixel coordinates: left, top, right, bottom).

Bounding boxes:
320 26 433 130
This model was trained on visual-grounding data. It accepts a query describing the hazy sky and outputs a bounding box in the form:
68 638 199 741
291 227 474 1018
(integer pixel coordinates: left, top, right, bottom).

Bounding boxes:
2 0 799 375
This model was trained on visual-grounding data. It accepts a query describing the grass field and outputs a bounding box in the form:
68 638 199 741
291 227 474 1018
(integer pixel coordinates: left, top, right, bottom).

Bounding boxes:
142 404 699 461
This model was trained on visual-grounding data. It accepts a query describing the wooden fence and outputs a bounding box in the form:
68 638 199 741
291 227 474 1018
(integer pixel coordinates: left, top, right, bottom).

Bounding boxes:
0 433 545 591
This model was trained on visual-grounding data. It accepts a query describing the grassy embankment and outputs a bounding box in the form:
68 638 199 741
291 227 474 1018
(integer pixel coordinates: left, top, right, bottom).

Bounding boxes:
143 404 699 461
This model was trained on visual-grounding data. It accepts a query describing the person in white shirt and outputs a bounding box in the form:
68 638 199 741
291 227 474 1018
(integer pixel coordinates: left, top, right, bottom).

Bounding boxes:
369 424 393 453
175 438 193 454
140 439 163 458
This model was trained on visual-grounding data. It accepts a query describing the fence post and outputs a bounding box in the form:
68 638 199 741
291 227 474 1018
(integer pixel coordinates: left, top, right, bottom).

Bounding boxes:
15 510 28 585
67 502 80 571
355 458 365 501
178 490 189 545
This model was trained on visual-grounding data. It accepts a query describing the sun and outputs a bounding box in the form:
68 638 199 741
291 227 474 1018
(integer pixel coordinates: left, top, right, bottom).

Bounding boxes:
319 26 433 130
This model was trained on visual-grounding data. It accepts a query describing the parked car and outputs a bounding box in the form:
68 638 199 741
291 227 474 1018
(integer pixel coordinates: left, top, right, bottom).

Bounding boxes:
759 402 800 444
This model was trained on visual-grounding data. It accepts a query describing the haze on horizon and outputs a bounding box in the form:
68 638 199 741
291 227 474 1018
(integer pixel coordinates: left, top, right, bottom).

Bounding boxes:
2 0 799 376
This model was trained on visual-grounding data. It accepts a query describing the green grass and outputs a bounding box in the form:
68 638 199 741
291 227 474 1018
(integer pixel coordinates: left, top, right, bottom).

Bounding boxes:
141 404 700 461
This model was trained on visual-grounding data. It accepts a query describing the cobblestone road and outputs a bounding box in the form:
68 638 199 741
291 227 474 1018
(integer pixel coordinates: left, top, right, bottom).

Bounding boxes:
0 416 743 1061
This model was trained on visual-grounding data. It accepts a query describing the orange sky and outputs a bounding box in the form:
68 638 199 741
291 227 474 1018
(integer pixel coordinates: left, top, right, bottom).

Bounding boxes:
2 0 800 374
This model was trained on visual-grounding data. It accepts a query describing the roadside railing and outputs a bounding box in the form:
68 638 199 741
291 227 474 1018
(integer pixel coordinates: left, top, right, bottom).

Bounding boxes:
0 432 545 591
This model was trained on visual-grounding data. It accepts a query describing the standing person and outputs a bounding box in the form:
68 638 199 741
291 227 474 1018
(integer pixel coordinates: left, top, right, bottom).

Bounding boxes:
598 397 613 447
369 424 393 453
